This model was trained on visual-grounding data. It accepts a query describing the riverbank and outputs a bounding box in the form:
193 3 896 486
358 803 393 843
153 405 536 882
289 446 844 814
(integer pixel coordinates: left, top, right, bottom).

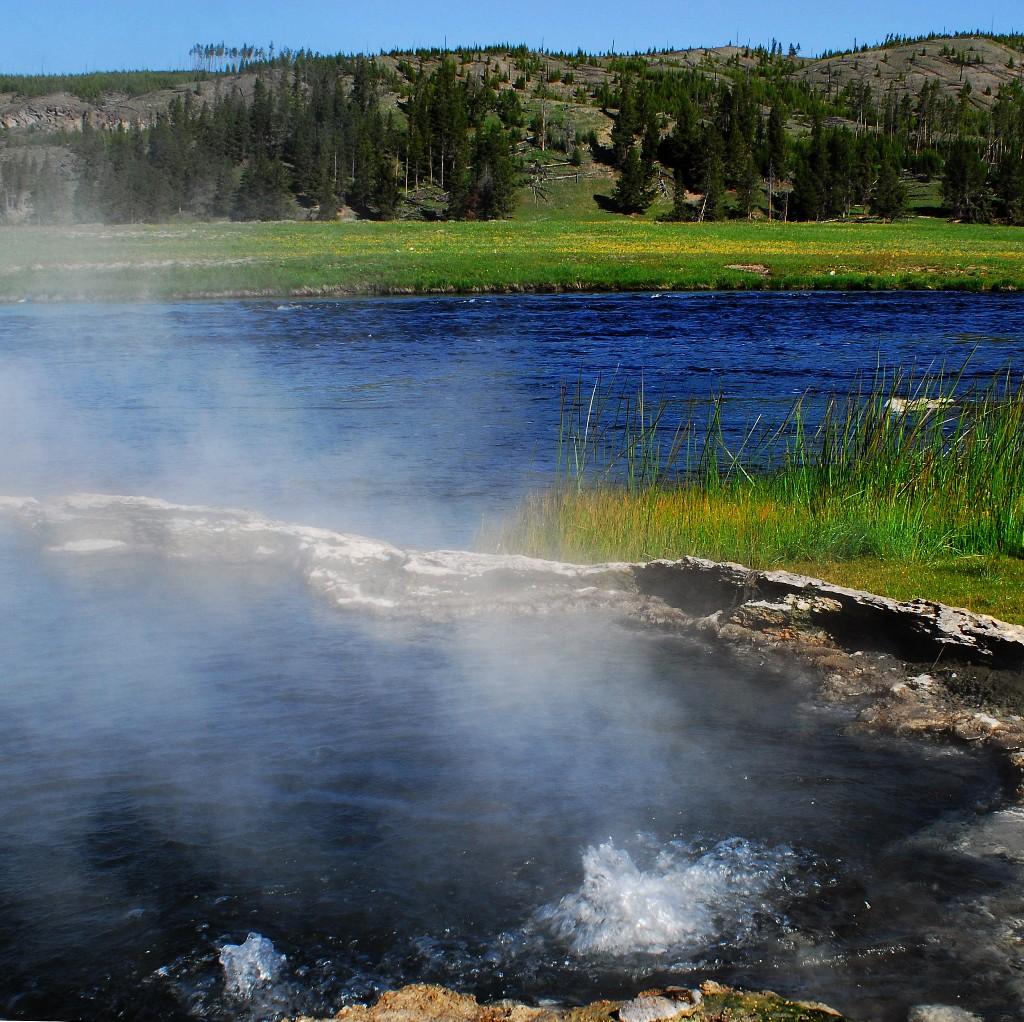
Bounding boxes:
495 368 1024 624
2 217 1024 301
499 489 1024 624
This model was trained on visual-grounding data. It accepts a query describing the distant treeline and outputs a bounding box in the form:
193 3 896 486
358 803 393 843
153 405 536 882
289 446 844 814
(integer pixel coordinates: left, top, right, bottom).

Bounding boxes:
820 29 1024 57
0 70 203 103
605 66 1024 221
1 54 520 223
2 40 1024 225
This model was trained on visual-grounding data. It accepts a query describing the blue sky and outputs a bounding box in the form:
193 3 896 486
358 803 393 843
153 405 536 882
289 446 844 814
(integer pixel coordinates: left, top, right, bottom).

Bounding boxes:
1 0 1020 75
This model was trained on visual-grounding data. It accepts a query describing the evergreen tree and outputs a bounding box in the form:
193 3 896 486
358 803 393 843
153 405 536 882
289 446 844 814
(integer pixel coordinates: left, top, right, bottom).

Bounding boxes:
735 148 762 218
210 162 236 218
697 128 726 221
668 166 691 220
766 102 787 179
315 159 339 220
232 154 293 220
870 155 908 220
610 75 640 166
611 144 655 214
31 157 67 223
827 130 856 216
445 131 472 218
662 95 698 186
347 133 376 215
471 121 517 219
790 154 825 220
942 140 992 221
374 154 400 220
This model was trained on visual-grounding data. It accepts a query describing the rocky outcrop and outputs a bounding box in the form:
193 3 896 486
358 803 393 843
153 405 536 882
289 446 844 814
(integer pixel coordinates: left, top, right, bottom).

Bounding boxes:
633 557 1024 670
294 981 848 1022
0 74 262 135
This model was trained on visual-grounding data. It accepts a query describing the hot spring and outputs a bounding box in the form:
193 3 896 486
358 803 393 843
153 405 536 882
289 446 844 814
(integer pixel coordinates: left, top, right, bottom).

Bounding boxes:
3 293 1024 1022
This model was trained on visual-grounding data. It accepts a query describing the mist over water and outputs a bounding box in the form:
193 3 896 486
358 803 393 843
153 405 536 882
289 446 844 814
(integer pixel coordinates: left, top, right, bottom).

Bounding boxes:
2 293 1024 1020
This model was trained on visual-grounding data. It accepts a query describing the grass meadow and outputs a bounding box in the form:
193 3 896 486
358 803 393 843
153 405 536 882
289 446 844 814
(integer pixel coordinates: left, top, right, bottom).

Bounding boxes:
2 215 1023 301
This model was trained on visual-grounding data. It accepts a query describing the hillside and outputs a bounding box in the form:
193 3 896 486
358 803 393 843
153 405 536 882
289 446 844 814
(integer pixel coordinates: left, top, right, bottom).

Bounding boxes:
798 36 1024 108
2 31 1023 226
3 35 1022 135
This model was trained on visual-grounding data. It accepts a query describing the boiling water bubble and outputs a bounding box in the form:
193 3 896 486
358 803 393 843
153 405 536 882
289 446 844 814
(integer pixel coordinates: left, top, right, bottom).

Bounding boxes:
218 932 286 999
537 837 804 957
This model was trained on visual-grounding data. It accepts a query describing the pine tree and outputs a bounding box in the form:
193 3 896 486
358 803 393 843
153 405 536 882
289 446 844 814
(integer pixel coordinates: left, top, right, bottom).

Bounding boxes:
347 133 376 215
445 132 472 219
669 166 691 221
374 154 400 220
735 148 762 218
210 162 236 218
994 148 1024 224
232 154 293 220
611 145 655 214
30 156 67 223
766 102 787 179
790 155 825 220
870 155 908 220
942 140 992 222
664 95 698 188
697 128 726 222
472 122 517 219
610 75 640 166
315 159 339 220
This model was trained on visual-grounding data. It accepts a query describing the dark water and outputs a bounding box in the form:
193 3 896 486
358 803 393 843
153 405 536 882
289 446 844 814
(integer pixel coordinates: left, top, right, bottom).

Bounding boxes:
2 293 1024 1021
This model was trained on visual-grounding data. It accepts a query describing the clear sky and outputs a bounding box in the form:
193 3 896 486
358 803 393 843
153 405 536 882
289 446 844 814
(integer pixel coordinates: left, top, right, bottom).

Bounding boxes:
1 0 1020 75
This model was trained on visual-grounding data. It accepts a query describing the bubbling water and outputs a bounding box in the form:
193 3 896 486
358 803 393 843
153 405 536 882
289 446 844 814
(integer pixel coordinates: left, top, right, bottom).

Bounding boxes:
537 837 805 957
218 933 286 999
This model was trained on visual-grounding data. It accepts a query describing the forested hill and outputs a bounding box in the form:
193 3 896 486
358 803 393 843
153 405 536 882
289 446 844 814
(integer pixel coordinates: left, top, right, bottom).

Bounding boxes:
2 31 1024 225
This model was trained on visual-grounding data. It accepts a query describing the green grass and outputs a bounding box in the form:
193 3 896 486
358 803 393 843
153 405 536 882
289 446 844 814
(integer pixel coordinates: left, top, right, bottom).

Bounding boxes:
493 371 1024 624
2 215 1024 301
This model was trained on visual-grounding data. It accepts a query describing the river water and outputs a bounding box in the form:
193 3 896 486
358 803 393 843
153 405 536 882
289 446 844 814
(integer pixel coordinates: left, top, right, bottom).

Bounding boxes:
2 292 1024 1021
3 291 1024 547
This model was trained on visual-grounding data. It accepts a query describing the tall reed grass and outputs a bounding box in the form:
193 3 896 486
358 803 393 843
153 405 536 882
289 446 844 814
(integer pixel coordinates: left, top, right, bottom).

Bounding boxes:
503 367 1024 568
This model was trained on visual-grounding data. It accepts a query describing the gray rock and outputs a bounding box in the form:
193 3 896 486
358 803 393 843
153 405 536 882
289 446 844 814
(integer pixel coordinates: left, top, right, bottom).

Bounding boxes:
618 990 702 1022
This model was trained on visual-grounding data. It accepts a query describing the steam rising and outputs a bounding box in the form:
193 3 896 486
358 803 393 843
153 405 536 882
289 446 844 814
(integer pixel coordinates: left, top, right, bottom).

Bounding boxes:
0 492 635 618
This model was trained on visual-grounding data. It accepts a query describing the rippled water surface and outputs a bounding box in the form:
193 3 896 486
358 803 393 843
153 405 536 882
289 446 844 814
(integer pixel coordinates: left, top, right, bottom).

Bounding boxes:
2 293 1024 1021
3 291 1024 546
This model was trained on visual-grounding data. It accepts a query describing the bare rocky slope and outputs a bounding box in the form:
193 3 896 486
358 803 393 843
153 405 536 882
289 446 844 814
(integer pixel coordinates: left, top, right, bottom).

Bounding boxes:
2 35 1020 138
